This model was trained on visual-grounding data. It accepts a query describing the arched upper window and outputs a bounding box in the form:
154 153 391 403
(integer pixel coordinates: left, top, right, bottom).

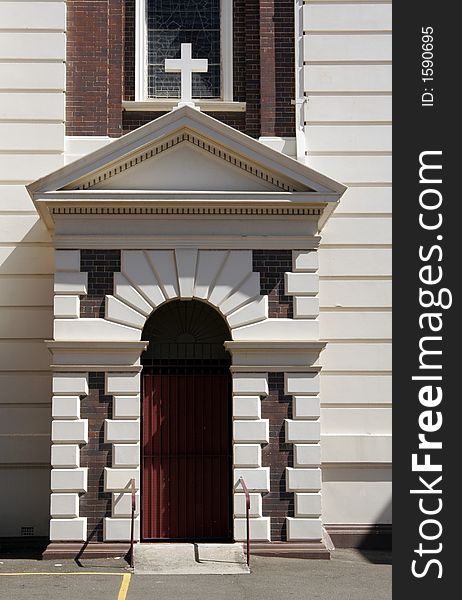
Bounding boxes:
135 0 233 102
141 299 231 362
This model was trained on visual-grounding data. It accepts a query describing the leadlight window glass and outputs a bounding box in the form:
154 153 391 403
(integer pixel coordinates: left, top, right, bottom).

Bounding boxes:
147 0 221 99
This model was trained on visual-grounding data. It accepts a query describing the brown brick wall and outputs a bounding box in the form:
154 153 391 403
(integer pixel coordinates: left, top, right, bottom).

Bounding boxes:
108 0 125 137
233 0 246 103
67 1 295 138
66 0 108 136
262 372 294 542
122 109 247 134
66 1 124 137
124 0 136 102
243 0 261 138
80 250 121 318
274 0 296 136
253 250 293 318
80 372 113 542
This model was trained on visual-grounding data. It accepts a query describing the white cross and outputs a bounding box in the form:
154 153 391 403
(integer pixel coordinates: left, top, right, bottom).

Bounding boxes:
165 43 208 106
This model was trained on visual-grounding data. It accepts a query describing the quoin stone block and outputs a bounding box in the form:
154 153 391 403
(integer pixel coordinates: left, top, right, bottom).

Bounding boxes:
293 396 321 419
233 467 270 492
292 250 318 272
232 373 268 395
105 419 140 443
51 444 80 468
286 467 321 492
112 443 140 468
285 419 321 443
105 372 140 395
113 395 141 419
50 518 87 542
234 493 263 517
55 250 81 272
233 444 262 467
232 396 261 419
293 296 319 319
51 419 88 444
234 517 270 541
54 271 88 295
294 444 322 467
233 420 269 444
51 468 88 493
295 492 322 517
52 396 80 420
50 493 79 518
286 517 322 541
285 272 318 295
112 492 140 517
54 295 80 318
104 517 140 542
285 373 320 395
52 373 88 396
104 467 140 491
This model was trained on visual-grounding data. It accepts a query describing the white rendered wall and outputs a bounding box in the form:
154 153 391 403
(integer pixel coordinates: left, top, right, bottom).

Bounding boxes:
0 1 66 536
303 0 392 525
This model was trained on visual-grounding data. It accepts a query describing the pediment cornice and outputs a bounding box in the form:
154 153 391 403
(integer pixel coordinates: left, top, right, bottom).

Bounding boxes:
68 130 298 193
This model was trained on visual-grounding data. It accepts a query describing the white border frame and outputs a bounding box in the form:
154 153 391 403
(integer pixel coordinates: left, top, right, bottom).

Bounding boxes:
135 0 234 102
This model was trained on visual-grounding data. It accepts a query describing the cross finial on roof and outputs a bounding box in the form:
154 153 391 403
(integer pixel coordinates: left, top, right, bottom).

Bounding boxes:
165 43 208 109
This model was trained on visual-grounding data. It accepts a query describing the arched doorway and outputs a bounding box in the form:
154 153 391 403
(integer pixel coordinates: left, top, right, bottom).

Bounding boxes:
141 299 233 541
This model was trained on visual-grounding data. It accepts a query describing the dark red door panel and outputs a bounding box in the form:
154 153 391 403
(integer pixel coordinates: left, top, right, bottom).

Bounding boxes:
142 370 232 541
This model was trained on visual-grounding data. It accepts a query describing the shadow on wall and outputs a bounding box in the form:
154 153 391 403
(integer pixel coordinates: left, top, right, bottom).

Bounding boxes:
328 501 392 565
358 502 392 562
0 216 54 543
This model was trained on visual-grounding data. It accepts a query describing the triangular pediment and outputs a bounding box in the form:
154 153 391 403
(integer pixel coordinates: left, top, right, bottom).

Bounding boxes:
28 106 345 196
76 130 294 193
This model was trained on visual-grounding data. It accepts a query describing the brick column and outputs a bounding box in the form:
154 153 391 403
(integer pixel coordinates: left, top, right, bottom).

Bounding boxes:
260 0 276 136
245 0 261 137
259 0 296 137
108 0 125 137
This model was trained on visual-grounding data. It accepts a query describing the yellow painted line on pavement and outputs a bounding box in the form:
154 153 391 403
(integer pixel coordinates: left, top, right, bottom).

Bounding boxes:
0 571 132 600
0 572 126 576
117 573 132 600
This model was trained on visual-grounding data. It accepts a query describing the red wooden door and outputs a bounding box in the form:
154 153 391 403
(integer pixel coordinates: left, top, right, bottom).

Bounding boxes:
142 369 232 541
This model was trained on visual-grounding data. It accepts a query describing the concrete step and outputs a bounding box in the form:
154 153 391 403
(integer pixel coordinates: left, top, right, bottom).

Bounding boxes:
134 542 250 575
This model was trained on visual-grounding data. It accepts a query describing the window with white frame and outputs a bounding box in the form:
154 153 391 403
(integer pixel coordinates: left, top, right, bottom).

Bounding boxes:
136 0 233 101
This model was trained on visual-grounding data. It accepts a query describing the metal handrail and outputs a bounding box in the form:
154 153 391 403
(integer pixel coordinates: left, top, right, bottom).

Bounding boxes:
129 478 136 569
238 476 251 567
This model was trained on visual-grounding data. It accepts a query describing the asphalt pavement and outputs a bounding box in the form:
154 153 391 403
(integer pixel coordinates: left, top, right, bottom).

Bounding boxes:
0 548 391 600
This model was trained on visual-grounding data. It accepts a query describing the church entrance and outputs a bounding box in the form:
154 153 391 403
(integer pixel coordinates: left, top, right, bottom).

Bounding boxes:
141 300 233 541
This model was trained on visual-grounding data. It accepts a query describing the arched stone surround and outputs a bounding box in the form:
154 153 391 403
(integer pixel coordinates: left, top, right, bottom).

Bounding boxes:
49 247 323 544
